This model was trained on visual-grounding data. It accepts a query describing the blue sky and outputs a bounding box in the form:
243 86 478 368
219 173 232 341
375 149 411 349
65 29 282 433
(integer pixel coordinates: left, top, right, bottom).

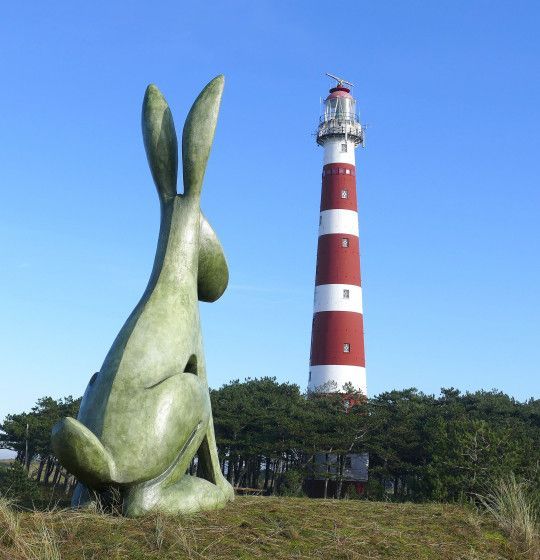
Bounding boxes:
1 1 539 430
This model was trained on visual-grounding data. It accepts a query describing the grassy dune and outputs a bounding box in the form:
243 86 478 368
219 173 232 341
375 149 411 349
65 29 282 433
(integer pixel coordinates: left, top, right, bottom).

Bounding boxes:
0 496 525 560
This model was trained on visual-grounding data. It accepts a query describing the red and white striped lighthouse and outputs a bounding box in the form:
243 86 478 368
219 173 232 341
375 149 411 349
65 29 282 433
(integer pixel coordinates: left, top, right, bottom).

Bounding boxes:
308 74 366 397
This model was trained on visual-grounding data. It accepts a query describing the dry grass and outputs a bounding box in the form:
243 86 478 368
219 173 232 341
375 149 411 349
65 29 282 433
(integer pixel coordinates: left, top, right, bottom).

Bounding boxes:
477 474 540 560
0 498 21 550
0 496 520 560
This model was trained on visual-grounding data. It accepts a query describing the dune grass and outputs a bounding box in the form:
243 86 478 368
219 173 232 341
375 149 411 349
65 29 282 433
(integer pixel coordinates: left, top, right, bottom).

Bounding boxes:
0 495 523 560
477 475 539 560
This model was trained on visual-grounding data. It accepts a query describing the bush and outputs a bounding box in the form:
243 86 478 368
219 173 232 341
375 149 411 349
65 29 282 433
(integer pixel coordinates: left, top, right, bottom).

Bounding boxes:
0 461 41 504
276 469 305 497
343 484 363 500
364 477 387 501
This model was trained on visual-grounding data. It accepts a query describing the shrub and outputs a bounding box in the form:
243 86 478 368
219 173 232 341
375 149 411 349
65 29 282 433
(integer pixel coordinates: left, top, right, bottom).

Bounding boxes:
276 469 305 497
364 477 386 501
0 461 41 504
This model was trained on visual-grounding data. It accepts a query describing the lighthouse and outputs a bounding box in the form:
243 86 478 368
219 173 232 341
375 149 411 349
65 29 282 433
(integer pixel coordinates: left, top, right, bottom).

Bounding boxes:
308 74 366 397
305 74 369 498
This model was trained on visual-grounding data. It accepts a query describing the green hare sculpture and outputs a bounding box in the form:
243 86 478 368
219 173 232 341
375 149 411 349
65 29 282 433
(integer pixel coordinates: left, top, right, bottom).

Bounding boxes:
51 76 234 517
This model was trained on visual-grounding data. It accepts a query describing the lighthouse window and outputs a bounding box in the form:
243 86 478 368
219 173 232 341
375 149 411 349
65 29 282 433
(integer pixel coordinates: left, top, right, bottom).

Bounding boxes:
343 289 350 299
341 237 349 248
308 371 312 382
343 343 351 353
341 189 348 199
341 143 348 153
345 169 351 175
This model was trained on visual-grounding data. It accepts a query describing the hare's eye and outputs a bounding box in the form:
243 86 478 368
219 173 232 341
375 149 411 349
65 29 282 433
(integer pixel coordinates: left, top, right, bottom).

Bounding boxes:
89 372 98 385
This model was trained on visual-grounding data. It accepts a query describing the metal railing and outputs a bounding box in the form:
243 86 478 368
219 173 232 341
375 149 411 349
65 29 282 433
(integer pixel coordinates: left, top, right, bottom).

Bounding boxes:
316 118 364 146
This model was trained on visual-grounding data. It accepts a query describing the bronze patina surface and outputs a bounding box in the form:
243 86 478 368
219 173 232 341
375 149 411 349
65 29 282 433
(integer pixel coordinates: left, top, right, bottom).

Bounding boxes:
51 76 234 516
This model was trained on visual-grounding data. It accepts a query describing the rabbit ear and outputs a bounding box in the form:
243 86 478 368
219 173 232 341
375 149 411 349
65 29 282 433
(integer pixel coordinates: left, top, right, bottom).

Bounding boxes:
198 214 228 302
142 85 178 202
182 75 224 199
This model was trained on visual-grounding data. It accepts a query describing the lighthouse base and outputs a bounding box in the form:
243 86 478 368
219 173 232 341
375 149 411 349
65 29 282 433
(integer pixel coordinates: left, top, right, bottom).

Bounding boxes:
308 365 367 396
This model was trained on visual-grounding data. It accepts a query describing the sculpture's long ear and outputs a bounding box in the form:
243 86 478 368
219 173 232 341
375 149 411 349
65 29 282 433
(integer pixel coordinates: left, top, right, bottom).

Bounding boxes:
142 85 178 202
198 214 228 302
182 75 224 200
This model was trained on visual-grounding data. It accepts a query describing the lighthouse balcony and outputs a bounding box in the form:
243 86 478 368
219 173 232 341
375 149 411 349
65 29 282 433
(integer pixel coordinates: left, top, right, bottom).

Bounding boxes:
317 115 363 146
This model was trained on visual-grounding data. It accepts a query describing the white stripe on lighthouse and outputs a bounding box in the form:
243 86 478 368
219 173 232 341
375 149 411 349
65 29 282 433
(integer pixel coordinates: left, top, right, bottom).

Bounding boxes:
323 138 356 165
318 209 359 237
314 284 363 313
308 365 367 396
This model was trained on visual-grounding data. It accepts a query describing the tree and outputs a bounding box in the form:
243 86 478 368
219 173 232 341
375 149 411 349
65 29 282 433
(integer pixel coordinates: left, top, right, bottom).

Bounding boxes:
2 383 538 504
0 396 80 485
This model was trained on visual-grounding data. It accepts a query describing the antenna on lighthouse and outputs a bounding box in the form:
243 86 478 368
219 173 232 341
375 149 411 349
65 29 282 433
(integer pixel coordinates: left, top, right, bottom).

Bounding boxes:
325 72 354 88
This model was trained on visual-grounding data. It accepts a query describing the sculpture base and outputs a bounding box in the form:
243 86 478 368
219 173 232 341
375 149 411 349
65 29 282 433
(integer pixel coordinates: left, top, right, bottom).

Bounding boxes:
72 474 234 517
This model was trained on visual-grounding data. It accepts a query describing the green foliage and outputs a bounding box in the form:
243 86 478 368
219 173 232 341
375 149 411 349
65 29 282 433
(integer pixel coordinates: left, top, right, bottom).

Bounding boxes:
211 377 307 460
0 396 80 468
0 395 81 498
0 461 40 503
364 477 387 501
210 377 368 492
276 469 306 497
1 382 538 505
365 387 540 502
211 381 539 501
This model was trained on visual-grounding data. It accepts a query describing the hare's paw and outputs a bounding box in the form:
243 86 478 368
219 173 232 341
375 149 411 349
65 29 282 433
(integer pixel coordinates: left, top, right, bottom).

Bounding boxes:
123 475 232 517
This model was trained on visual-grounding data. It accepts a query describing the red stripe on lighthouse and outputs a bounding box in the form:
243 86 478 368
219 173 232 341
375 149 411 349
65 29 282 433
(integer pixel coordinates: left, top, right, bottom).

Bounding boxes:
322 163 356 175
321 163 358 212
315 234 361 286
320 173 358 211
310 311 365 366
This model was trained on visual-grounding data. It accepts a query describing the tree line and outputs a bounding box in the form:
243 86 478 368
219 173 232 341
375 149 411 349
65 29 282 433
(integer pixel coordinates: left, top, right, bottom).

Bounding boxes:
0 396 80 494
1 378 539 501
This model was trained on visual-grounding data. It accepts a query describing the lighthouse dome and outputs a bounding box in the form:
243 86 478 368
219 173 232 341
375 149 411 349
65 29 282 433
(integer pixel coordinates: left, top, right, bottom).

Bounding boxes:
327 86 353 99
